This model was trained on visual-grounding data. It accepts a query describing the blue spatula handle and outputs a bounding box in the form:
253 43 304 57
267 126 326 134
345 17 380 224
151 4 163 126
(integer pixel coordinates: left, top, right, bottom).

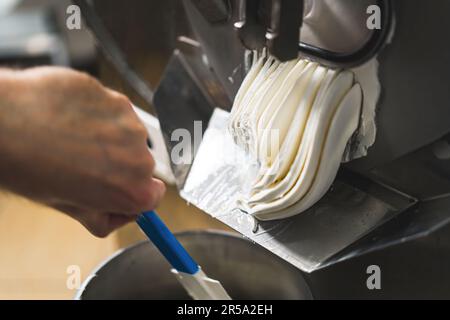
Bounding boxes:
136 211 199 275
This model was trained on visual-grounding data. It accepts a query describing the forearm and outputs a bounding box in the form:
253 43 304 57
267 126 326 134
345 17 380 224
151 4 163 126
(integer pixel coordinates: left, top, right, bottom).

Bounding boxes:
0 69 34 197
0 68 23 140
0 68 26 143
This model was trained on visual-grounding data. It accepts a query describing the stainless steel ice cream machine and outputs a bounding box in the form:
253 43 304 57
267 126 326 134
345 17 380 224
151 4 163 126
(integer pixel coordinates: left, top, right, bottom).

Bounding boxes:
77 0 450 298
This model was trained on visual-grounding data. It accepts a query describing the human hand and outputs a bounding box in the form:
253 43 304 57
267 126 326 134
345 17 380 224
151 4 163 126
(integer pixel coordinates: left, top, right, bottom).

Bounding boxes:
0 67 166 237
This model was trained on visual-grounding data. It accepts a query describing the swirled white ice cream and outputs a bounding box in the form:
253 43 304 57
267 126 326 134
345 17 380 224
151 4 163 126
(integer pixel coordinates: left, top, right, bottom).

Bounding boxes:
229 56 363 221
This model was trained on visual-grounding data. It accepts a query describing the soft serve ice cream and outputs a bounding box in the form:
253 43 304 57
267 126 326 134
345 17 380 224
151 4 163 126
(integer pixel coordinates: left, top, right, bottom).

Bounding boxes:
229 55 362 220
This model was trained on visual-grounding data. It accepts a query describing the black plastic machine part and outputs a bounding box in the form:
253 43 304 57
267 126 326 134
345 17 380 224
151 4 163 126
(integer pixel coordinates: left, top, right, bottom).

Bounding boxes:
232 0 393 67
234 0 304 62
298 0 393 68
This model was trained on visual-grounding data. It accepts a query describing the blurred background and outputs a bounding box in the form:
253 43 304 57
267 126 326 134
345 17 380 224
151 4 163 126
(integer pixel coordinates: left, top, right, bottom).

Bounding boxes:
0 0 229 299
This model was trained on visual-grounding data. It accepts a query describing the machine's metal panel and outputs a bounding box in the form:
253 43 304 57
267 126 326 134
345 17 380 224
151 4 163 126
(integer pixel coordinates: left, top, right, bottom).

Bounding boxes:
300 0 374 54
321 194 450 269
153 50 226 187
181 0 245 101
349 0 450 171
180 109 416 272
307 220 450 299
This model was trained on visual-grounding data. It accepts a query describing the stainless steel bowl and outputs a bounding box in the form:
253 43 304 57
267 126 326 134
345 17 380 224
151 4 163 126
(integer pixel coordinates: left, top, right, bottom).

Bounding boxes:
77 230 312 300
